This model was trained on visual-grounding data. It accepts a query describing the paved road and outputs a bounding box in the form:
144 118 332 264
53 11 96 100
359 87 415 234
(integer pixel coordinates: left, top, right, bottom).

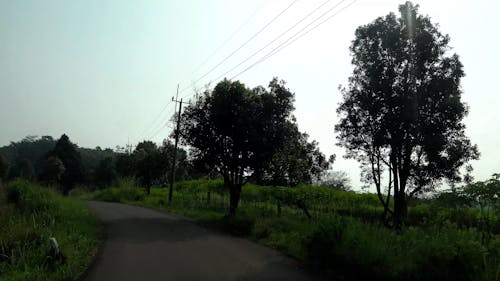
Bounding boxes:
84 201 317 281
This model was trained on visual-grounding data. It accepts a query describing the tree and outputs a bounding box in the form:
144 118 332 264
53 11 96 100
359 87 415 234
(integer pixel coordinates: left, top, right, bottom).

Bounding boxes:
159 139 188 183
115 153 136 178
94 157 117 188
335 2 479 227
48 134 84 195
179 78 296 215
39 156 66 185
319 170 352 191
7 158 35 180
0 154 8 183
134 141 168 194
255 122 332 187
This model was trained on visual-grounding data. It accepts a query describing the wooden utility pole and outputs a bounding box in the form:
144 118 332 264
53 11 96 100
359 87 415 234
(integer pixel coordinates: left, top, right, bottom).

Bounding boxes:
169 85 185 204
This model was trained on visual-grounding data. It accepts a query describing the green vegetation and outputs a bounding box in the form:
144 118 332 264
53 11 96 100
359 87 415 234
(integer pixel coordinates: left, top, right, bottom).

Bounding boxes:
86 178 500 281
0 180 100 281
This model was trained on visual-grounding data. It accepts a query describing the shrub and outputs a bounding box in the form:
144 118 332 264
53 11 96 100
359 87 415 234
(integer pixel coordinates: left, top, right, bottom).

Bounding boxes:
6 179 59 213
91 187 145 203
217 215 255 236
306 216 346 267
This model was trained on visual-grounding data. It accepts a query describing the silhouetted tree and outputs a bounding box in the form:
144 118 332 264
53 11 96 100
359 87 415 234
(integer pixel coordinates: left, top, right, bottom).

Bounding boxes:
39 156 66 185
134 141 168 194
94 157 117 188
255 122 332 187
179 78 297 215
320 171 352 191
115 153 136 178
160 139 188 183
48 134 84 195
0 154 8 183
335 2 479 227
7 158 35 180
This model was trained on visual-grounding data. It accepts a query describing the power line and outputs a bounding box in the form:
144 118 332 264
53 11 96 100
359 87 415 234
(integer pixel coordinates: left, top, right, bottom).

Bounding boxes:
147 121 173 141
187 6 261 79
178 0 300 96
231 0 358 80
208 0 337 85
138 100 174 140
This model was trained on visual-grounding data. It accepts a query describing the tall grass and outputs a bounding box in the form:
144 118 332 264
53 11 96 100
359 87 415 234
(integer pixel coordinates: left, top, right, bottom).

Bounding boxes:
0 180 100 281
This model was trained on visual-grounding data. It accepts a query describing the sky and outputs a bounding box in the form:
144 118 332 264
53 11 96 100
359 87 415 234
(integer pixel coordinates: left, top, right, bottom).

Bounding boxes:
1 0 499 190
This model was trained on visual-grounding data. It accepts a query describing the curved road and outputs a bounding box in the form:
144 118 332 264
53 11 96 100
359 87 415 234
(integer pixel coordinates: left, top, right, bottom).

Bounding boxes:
85 201 317 281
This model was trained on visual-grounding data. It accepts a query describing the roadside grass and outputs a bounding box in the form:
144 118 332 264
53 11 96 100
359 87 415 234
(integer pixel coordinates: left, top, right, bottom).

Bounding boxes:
87 180 500 281
0 179 100 281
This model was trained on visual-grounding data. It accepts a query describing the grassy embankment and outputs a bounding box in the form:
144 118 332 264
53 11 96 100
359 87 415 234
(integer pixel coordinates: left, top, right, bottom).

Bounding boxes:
0 180 100 281
87 179 500 281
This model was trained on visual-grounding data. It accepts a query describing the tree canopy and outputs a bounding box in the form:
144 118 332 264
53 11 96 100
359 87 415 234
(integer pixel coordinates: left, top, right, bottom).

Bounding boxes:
180 78 314 215
335 2 479 227
48 134 84 194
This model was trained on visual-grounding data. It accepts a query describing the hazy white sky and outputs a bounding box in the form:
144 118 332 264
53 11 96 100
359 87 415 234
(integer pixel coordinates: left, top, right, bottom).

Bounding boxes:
1 0 499 189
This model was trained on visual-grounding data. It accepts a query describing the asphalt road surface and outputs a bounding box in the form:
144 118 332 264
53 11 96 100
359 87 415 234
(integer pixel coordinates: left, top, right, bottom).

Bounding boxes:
84 201 317 281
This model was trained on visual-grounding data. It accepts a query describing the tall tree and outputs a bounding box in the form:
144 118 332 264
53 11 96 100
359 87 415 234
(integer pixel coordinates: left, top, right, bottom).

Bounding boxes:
7 158 35 180
39 156 66 185
115 153 136 178
134 141 168 194
94 157 117 188
0 154 8 183
320 170 352 191
48 134 84 194
179 78 296 215
255 122 332 187
335 2 479 227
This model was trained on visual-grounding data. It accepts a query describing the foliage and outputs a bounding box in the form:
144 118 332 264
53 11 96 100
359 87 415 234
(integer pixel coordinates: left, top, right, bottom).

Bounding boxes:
335 2 479 226
0 154 8 181
39 156 66 185
85 179 500 281
180 78 324 215
255 124 332 187
0 180 100 281
47 134 84 194
0 136 56 177
319 170 352 191
90 186 145 202
6 158 35 181
134 141 167 194
94 156 116 188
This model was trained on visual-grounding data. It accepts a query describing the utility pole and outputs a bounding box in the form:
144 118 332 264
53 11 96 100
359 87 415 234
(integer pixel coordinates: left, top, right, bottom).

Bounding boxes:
168 85 185 204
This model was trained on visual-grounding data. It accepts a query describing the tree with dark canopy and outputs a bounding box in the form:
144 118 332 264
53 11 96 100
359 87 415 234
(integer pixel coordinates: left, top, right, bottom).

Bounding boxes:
39 156 66 185
0 154 8 183
7 158 35 181
335 2 479 227
134 141 168 194
48 134 84 195
94 157 117 188
254 122 332 187
179 78 298 215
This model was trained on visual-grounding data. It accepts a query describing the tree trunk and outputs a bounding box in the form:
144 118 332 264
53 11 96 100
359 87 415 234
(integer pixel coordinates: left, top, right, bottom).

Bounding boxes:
146 179 152 195
393 191 407 228
228 183 242 216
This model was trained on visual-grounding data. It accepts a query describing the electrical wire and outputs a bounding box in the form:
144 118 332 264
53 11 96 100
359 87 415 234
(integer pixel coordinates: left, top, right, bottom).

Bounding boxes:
231 0 358 80
208 0 338 85
178 0 300 96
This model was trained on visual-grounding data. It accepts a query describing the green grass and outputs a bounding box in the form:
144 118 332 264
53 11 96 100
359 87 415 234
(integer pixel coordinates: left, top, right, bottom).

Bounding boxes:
87 179 500 281
0 180 100 281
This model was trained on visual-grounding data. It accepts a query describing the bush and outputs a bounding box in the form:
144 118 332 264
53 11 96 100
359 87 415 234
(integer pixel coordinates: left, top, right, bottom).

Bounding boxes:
306 217 346 265
91 187 145 203
0 180 99 281
6 179 60 213
217 215 255 236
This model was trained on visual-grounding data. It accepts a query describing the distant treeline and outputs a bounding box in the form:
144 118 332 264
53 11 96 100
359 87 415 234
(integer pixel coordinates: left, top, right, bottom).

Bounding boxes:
0 135 194 193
